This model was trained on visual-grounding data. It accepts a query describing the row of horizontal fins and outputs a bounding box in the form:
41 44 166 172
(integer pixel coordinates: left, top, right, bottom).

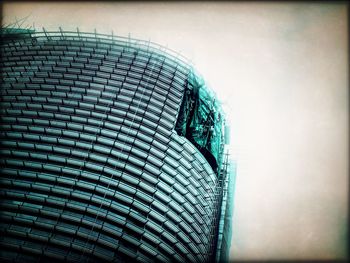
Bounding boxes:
0 32 222 262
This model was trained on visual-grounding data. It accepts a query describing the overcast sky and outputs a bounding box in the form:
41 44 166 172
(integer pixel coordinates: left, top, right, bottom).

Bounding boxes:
2 1 348 260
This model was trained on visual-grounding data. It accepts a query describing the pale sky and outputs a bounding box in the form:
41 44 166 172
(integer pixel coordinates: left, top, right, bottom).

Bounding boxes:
2 1 348 261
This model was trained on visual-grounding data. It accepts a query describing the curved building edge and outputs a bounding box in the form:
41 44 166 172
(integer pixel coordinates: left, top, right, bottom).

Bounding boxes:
0 29 234 263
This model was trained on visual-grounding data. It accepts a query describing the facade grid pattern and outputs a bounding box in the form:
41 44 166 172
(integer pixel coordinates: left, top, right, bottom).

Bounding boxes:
0 30 229 263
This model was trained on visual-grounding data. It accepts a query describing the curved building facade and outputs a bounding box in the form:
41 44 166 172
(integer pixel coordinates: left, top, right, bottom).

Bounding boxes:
0 29 232 262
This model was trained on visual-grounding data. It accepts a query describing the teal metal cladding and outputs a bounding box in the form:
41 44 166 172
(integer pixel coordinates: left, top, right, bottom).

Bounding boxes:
0 31 224 262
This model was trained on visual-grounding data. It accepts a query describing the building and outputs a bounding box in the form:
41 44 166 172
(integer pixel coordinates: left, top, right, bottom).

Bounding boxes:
0 29 234 262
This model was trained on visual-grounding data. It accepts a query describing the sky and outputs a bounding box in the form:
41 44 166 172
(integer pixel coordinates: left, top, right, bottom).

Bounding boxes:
2 1 348 260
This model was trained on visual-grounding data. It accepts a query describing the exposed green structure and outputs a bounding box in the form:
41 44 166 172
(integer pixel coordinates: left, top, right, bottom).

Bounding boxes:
175 70 225 175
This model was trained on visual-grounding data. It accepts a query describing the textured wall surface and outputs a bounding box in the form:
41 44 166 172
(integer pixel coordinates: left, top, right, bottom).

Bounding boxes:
0 32 223 262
